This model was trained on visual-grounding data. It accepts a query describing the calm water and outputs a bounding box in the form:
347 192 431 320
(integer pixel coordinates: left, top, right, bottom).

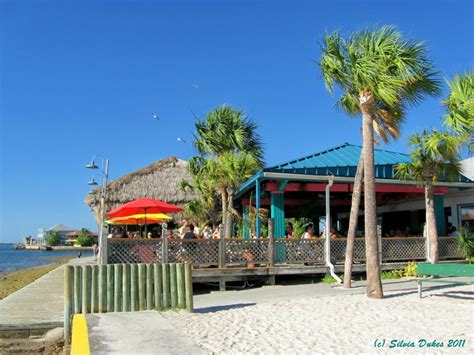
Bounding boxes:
0 243 93 274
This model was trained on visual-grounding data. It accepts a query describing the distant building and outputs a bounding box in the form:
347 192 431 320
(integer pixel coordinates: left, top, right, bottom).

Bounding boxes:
64 230 98 246
40 224 75 245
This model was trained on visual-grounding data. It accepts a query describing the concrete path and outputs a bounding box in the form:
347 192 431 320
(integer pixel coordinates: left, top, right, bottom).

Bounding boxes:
86 312 206 355
0 257 95 327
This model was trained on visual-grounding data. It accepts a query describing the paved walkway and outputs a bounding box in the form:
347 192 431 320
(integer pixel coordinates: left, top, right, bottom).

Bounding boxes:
0 257 95 327
87 312 205 355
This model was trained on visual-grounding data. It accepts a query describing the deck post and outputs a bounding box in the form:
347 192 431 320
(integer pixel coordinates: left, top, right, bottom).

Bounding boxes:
91 265 98 313
130 264 138 311
256 179 261 237
98 264 106 313
170 263 178 308
268 218 276 285
184 263 193 312
73 266 82 315
161 223 169 263
162 263 170 308
176 263 185 308
219 224 226 291
138 264 146 311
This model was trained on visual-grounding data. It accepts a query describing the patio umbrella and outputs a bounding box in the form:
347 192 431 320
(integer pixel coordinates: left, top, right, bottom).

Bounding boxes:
106 213 172 225
107 197 182 236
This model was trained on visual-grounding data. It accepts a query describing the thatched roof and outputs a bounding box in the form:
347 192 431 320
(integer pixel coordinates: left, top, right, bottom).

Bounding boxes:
85 157 198 224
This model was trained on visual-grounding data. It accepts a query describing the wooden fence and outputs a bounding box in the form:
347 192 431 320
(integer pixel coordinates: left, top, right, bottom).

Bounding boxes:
64 263 193 343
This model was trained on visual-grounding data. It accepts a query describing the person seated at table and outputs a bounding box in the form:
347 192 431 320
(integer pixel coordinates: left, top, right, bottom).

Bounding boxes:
167 229 175 240
182 224 197 239
212 224 222 239
179 219 189 237
202 223 213 239
285 223 295 238
301 224 314 239
147 232 153 239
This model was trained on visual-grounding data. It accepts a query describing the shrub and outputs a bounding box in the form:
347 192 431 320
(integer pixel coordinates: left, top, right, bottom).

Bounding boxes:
456 227 474 263
77 228 95 246
45 231 61 246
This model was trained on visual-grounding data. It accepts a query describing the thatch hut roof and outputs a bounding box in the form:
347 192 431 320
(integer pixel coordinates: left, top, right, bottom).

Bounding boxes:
85 157 198 224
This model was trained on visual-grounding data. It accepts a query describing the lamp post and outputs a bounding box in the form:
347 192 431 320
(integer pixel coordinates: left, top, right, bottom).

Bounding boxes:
86 156 109 265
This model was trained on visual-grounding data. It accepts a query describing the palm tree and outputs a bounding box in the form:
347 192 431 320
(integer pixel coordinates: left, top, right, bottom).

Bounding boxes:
192 106 263 237
320 26 440 298
443 71 474 153
396 130 462 263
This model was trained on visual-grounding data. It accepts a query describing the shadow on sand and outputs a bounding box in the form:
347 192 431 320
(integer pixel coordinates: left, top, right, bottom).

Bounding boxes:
195 303 257 314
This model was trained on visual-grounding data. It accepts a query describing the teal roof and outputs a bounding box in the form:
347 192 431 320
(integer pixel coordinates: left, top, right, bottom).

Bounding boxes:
264 143 410 179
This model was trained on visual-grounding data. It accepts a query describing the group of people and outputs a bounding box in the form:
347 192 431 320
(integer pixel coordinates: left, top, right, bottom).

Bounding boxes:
285 223 342 239
174 219 222 240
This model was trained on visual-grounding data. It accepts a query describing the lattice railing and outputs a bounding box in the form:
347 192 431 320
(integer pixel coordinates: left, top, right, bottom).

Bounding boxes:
382 238 426 261
274 239 325 264
330 239 366 263
225 239 269 265
168 239 220 265
108 238 162 264
439 237 463 259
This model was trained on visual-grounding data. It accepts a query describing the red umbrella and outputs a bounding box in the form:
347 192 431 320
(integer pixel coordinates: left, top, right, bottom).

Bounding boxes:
107 197 182 238
107 197 182 218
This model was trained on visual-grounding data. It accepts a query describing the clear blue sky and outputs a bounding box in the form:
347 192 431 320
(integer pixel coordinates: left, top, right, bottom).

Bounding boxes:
1 0 472 242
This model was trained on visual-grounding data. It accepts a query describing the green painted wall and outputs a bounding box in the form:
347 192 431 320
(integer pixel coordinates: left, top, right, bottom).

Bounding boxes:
271 193 285 238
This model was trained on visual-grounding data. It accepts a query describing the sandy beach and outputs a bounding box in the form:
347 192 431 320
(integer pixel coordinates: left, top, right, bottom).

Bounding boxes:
163 284 474 354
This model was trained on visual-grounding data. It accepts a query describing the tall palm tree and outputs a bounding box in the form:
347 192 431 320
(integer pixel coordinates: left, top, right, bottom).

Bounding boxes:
396 130 462 263
320 26 440 298
193 105 263 237
443 71 474 153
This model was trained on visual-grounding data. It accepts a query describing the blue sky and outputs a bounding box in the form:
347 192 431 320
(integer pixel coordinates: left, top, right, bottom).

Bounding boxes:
1 0 472 242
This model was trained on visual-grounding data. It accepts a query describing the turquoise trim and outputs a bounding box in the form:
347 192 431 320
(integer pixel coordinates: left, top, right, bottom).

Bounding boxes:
242 206 250 239
270 193 285 238
434 195 445 236
278 179 289 191
256 179 261 237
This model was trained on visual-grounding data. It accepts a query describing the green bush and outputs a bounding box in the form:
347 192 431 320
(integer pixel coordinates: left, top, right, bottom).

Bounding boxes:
45 231 61 246
321 274 343 284
77 228 95 246
404 261 417 277
456 227 474 263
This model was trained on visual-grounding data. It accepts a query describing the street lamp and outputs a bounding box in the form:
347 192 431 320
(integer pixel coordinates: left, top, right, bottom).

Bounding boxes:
86 155 109 265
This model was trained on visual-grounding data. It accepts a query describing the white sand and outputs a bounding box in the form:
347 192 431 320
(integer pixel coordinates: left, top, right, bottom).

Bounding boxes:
164 285 474 354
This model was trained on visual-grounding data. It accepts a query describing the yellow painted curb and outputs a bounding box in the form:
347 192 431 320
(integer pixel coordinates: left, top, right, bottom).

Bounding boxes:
71 314 90 355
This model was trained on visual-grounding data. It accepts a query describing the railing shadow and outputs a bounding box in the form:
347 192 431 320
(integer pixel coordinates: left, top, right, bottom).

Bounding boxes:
194 302 256 314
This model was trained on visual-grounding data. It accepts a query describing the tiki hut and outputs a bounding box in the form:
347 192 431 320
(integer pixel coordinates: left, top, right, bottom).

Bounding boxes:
85 157 198 225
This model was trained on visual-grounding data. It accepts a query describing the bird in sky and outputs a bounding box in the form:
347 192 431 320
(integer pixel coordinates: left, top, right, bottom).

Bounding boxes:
177 137 186 143
152 113 159 120
191 84 200 89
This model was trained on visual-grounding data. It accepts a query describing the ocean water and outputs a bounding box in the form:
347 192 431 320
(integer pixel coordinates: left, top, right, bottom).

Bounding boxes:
0 243 93 274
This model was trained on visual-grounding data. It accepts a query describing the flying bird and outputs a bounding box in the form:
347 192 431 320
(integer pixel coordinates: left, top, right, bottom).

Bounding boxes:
177 137 186 143
191 84 200 89
152 113 159 120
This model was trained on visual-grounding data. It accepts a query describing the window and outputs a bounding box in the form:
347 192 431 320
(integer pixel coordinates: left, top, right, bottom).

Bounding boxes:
459 205 474 231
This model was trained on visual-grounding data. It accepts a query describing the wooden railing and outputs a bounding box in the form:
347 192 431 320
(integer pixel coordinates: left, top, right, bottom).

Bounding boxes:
107 235 463 267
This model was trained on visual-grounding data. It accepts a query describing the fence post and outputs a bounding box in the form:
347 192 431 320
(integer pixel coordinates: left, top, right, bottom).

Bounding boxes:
162 263 170 309
268 218 276 285
91 265 98 313
73 266 82 314
122 264 130 312
154 264 163 310
64 265 73 344
184 263 193 312
170 263 178 308
82 265 91 314
377 225 382 266
98 265 106 313
130 264 138 311
106 265 114 312
146 264 153 310
138 264 146 311
114 264 122 312
176 263 185 309
162 223 169 263
218 224 226 291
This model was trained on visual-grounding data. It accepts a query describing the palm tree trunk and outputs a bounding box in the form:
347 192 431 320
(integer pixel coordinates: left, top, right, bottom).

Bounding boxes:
360 94 383 299
220 188 228 235
343 152 364 288
225 189 235 238
425 181 439 263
